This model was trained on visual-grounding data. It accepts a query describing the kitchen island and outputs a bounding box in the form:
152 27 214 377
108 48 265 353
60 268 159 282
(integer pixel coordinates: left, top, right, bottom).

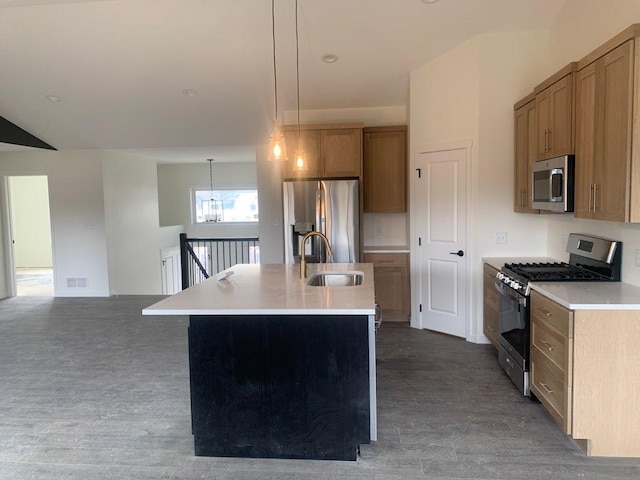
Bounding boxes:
143 263 377 461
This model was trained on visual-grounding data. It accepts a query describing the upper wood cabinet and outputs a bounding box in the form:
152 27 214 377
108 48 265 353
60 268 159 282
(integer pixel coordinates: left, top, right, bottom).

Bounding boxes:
281 123 363 180
575 39 634 222
363 126 407 213
534 64 576 161
513 95 538 213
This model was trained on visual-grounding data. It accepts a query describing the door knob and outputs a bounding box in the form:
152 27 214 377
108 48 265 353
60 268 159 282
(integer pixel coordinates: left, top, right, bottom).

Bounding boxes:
449 250 464 257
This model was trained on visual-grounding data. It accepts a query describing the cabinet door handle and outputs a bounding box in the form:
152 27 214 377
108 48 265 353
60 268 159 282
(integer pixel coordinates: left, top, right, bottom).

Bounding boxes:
538 307 553 317
539 382 554 396
593 183 598 213
539 339 554 351
588 184 593 213
544 129 548 153
548 129 552 152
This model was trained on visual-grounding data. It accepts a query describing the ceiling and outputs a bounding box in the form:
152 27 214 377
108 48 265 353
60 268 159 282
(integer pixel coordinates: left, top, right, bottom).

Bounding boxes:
0 0 565 163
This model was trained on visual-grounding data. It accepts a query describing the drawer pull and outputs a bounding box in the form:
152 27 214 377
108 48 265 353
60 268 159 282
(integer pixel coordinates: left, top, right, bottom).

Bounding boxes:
538 308 553 317
539 339 554 351
539 382 554 396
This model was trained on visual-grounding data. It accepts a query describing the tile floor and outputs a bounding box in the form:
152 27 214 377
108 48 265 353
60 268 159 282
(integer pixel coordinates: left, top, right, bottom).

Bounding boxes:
0 295 639 479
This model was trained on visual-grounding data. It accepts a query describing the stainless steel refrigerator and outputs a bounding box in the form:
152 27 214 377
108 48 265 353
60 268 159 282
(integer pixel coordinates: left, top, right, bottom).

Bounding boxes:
283 179 359 264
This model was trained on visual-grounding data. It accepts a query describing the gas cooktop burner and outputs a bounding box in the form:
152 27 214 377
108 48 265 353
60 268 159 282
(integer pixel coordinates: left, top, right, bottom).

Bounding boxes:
503 262 607 281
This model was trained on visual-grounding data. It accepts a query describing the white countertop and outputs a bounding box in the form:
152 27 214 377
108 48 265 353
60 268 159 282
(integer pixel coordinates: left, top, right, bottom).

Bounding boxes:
143 263 376 316
483 257 640 310
530 282 640 310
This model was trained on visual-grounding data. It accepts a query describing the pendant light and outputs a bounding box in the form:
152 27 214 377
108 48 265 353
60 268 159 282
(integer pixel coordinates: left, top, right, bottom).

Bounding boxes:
267 0 287 162
206 158 222 222
292 0 308 171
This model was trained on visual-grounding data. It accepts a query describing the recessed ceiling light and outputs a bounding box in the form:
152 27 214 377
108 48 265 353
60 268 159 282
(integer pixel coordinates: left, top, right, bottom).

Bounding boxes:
421 0 439 4
182 88 199 97
321 53 339 63
45 95 61 102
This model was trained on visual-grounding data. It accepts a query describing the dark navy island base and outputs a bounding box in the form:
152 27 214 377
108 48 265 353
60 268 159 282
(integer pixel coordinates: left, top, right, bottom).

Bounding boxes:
188 314 371 461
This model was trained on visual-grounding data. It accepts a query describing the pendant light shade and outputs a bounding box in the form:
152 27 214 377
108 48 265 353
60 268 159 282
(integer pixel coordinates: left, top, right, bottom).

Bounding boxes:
294 145 308 171
268 119 287 162
268 0 287 162
291 0 308 171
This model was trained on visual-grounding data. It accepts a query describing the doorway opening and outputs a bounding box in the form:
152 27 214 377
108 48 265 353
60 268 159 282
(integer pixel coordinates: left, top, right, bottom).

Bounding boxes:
8 175 54 296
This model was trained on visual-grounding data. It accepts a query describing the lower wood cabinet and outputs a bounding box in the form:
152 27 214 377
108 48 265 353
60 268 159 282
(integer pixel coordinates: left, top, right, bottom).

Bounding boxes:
530 290 640 457
364 253 409 321
482 264 499 348
530 291 574 434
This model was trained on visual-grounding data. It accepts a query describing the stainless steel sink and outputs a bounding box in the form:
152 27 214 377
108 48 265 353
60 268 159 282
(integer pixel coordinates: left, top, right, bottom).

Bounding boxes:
306 271 364 287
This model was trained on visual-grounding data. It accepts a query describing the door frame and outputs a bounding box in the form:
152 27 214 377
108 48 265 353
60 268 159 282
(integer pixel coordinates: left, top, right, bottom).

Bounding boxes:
410 140 473 340
0 171 56 298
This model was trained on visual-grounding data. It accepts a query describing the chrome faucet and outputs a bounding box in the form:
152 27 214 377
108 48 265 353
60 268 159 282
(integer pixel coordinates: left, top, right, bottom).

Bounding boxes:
300 231 333 279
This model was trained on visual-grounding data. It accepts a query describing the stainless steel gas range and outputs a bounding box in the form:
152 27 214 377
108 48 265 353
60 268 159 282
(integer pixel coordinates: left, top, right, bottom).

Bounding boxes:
494 233 622 396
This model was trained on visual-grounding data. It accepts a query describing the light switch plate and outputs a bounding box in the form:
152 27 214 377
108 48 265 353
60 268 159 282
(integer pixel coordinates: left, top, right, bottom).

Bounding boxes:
495 232 507 245
636 248 640 267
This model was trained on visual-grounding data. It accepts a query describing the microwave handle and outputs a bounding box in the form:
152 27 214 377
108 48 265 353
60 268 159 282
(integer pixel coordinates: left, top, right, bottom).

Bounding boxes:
550 168 563 200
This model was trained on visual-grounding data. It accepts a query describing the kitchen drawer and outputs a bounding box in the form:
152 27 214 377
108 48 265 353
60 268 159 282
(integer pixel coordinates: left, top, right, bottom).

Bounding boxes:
530 348 572 434
531 291 573 337
364 253 408 267
483 300 499 347
483 263 499 287
531 315 572 376
484 285 499 312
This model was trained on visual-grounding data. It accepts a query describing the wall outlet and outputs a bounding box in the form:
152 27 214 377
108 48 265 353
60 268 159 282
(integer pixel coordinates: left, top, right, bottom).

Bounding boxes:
375 225 383 237
495 232 507 245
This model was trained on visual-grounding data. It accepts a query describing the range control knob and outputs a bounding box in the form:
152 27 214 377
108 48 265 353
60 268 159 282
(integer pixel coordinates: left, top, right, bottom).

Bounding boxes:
497 273 504 280
512 282 521 290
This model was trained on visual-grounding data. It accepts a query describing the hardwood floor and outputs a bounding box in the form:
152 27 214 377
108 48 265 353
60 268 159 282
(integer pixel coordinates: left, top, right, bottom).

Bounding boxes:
0 295 639 479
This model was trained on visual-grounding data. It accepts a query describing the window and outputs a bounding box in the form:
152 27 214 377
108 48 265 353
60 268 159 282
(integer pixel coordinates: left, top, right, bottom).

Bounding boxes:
193 189 259 224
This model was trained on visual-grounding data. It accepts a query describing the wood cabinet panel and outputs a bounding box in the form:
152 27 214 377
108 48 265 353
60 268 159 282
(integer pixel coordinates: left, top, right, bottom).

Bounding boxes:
575 40 634 221
530 291 573 337
322 128 362 178
574 61 597 218
281 124 362 179
530 291 574 434
363 126 407 213
536 73 574 161
482 264 499 348
282 129 322 178
530 347 572 434
364 253 409 319
514 98 538 213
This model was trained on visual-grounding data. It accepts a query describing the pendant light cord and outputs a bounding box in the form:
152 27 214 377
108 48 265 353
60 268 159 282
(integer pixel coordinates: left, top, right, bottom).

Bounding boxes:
295 0 301 141
272 0 279 120
208 159 214 195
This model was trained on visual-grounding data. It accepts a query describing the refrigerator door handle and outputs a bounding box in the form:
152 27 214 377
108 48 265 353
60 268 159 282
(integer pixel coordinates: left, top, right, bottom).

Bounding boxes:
319 180 330 263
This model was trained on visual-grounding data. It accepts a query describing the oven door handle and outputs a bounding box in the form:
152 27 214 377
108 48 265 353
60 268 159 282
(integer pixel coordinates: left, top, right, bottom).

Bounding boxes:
494 281 527 306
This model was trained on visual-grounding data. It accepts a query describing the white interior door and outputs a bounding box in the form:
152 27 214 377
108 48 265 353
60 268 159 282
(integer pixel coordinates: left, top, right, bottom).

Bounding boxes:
415 147 467 338
161 246 181 295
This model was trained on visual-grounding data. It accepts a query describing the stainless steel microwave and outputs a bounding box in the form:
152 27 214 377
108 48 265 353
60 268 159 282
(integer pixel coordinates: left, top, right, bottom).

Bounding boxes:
531 155 574 212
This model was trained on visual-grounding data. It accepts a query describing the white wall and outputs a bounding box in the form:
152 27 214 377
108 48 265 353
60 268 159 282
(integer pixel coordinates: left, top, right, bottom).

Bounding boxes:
102 152 163 295
9 175 53 268
0 150 110 297
157 162 258 239
541 1 640 287
409 30 550 341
